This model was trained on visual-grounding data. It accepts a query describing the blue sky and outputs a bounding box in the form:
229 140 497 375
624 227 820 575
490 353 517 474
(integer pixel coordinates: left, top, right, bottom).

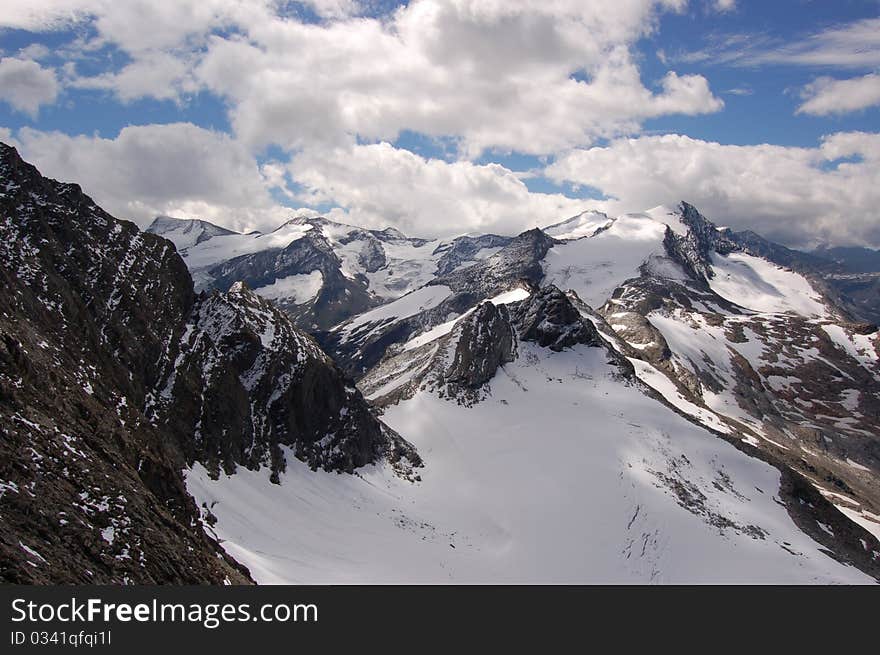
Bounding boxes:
0 0 878 247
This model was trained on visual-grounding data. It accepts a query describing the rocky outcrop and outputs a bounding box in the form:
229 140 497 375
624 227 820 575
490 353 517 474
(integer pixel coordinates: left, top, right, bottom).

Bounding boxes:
512 286 602 351
0 143 246 583
327 230 557 378
149 282 414 481
446 302 517 388
207 227 377 330
359 285 624 408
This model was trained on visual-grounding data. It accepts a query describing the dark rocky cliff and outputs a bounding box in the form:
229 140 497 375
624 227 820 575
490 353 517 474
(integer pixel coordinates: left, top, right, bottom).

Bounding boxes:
0 143 417 583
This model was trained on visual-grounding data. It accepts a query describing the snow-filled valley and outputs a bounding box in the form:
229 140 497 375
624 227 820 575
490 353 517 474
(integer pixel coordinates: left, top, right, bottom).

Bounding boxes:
187 342 873 583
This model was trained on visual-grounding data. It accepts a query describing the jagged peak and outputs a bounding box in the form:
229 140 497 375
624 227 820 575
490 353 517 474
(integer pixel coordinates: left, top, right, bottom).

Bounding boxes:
0 140 21 163
516 226 556 243
676 201 720 234
660 202 738 282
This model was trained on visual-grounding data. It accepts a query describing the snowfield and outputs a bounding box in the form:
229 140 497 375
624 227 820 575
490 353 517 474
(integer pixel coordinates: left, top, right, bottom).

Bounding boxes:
709 252 829 317
187 343 872 584
340 284 452 335
543 213 673 308
254 271 324 304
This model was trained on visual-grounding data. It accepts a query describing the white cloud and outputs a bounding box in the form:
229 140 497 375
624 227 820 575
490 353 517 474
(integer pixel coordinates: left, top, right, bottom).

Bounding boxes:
711 0 736 12
7 125 592 239
0 1 96 32
287 141 587 237
4 1 721 158
299 0 362 18
0 57 59 116
763 17 880 68
0 1 271 53
545 132 880 248
673 17 880 69
797 73 880 116
195 0 720 156
13 123 291 232
69 52 197 103
16 43 52 61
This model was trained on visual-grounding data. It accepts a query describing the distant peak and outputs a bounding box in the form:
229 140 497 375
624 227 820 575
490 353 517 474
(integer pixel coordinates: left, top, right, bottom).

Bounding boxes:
147 214 238 235
378 226 407 239
543 209 613 240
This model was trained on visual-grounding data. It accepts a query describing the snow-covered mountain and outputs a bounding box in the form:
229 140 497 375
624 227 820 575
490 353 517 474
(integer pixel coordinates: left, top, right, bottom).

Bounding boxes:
191 283 877 583
4 142 880 584
147 214 509 331
183 202 880 583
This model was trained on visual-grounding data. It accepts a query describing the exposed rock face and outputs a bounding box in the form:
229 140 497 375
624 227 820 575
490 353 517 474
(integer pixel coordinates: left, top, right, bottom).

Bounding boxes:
0 143 418 583
434 228 557 296
662 202 737 282
512 286 602 351
354 234 387 272
727 229 836 274
598 216 880 531
358 285 624 408
0 143 246 583
207 227 376 330
446 302 517 388
147 282 413 481
433 234 512 276
149 214 450 333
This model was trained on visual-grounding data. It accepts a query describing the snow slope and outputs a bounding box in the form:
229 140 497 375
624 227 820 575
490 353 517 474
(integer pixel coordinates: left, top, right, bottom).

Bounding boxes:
543 213 677 308
187 341 872 584
543 210 613 240
709 252 830 317
253 271 323 304
341 284 453 335
177 222 315 270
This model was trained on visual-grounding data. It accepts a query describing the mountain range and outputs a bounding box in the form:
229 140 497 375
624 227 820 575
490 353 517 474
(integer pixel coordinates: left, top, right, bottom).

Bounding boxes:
2 142 879 583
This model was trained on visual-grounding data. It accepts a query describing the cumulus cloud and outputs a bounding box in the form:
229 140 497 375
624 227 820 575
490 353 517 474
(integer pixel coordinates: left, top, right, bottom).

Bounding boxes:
7 125 591 239
287 141 586 237
0 0 269 52
4 1 721 157
12 123 291 231
195 0 720 156
0 57 59 116
797 73 880 116
545 132 880 248
69 51 197 103
7 1 875 249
